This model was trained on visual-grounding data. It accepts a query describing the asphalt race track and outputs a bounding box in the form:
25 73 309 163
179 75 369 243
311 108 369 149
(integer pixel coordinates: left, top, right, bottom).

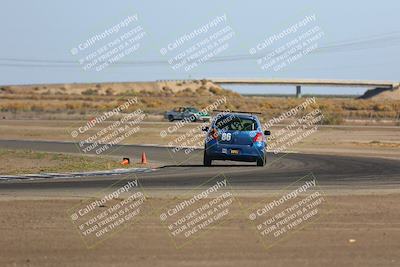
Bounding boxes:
0 140 399 191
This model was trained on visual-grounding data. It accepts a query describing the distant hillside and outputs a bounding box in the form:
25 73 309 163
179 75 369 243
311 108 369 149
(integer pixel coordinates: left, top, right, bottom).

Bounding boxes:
0 80 239 97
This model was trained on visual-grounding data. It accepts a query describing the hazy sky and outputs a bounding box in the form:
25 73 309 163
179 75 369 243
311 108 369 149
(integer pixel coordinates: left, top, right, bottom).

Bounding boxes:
1 0 399 94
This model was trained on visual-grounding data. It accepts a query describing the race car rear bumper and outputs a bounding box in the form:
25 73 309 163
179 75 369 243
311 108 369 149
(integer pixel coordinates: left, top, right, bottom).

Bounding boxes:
205 142 265 161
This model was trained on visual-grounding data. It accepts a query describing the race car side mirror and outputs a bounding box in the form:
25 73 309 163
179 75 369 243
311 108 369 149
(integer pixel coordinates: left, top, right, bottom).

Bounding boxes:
264 130 271 136
202 126 209 132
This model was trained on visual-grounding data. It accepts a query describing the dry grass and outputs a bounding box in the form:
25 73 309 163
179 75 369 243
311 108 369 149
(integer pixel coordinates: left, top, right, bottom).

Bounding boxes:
1 81 399 124
0 149 139 175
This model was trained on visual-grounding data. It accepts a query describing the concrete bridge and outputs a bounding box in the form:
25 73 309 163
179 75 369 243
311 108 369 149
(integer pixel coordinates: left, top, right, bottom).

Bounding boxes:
210 78 400 98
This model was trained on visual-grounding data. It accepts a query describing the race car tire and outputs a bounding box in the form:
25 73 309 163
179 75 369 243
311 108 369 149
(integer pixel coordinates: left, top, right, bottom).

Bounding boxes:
256 155 266 167
203 150 212 166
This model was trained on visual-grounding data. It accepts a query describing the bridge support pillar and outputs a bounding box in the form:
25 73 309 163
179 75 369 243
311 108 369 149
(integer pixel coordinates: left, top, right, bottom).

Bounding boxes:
296 85 302 98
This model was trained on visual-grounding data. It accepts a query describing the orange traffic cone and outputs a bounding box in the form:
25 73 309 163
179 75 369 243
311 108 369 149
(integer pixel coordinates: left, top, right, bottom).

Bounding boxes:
141 152 148 164
121 158 130 165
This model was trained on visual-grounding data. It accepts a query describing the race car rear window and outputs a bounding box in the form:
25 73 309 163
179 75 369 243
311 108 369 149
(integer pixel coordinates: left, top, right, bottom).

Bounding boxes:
215 115 257 131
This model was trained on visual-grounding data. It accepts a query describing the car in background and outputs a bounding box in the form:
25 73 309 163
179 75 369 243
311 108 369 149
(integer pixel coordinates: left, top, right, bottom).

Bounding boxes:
202 112 271 166
165 107 211 122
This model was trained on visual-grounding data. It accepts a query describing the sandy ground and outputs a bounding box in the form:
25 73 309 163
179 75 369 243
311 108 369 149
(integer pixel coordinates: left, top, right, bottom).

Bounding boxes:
0 192 399 267
0 149 139 175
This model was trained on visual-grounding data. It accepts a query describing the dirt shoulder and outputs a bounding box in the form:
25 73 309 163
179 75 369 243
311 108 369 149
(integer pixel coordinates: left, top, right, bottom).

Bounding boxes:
0 149 143 175
0 194 398 267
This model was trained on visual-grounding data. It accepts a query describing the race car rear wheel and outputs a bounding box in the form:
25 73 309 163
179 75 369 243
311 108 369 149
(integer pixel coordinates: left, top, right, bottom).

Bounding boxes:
203 150 212 166
168 115 174 122
256 155 266 167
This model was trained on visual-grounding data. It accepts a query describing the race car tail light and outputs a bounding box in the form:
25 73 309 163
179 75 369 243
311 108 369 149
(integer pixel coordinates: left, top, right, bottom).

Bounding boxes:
253 132 263 143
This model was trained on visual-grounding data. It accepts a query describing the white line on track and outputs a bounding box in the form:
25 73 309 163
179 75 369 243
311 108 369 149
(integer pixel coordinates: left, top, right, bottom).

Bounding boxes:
0 168 155 181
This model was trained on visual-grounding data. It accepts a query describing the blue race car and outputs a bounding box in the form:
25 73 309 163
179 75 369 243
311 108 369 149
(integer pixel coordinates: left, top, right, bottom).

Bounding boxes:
202 112 271 166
